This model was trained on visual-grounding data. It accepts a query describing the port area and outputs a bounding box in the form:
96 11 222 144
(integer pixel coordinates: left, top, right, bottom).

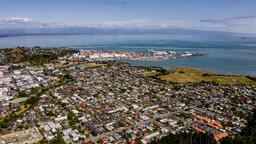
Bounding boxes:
71 50 207 62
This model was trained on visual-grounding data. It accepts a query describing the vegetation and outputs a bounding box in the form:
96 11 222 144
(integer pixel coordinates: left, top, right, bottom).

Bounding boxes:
220 109 256 144
16 90 29 98
0 87 43 131
0 74 73 132
82 63 106 69
246 76 256 82
67 111 78 126
151 109 256 144
142 67 169 79
142 71 161 77
150 131 216 144
144 68 255 85
48 130 65 144
0 47 78 65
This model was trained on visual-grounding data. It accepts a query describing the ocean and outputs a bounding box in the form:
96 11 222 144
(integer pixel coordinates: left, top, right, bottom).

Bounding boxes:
0 34 256 75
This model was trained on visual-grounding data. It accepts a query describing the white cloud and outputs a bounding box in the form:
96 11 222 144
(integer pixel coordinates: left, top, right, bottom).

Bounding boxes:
0 16 255 34
0 17 79 29
7 17 33 22
103 19 147 25
199 16 256 33
0 17 45 28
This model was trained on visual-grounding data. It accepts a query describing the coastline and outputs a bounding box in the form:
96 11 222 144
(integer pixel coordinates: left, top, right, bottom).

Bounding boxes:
0 46 255 76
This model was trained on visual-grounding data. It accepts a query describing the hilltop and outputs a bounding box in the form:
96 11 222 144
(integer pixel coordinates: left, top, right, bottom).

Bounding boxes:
143 68 256 85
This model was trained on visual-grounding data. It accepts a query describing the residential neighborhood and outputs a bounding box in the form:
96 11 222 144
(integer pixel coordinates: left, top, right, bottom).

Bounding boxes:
0 48 255 144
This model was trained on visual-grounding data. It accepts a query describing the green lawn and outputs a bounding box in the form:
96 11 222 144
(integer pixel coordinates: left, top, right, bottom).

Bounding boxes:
82 63 106 69
144 68 256 85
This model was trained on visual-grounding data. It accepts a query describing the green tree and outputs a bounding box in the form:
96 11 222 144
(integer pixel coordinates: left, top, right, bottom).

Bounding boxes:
68 111 78 126
49 130 65 144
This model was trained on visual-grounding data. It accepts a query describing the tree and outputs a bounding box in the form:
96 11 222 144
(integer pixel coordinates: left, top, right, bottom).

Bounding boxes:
150 131 216 144
220 109 256 144
49 130 65 144
68 111 78 126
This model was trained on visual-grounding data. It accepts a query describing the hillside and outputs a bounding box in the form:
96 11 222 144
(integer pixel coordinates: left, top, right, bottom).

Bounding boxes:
143 68 256 85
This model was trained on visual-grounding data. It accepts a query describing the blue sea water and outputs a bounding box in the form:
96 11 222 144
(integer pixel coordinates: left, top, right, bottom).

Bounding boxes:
0 34 256 75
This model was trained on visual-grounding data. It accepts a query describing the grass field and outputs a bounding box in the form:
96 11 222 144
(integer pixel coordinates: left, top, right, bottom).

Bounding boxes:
15 104 30 115
82 63 106 69
142 71 161 77
143 68 256 85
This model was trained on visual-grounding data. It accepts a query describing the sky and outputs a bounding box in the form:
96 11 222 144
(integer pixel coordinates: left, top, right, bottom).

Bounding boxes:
0 0 256 33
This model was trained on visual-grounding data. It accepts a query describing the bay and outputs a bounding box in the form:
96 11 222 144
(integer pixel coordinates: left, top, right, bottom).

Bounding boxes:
0 34 255 75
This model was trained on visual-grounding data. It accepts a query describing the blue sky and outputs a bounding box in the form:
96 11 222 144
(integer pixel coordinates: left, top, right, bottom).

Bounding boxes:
0 0 255 33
